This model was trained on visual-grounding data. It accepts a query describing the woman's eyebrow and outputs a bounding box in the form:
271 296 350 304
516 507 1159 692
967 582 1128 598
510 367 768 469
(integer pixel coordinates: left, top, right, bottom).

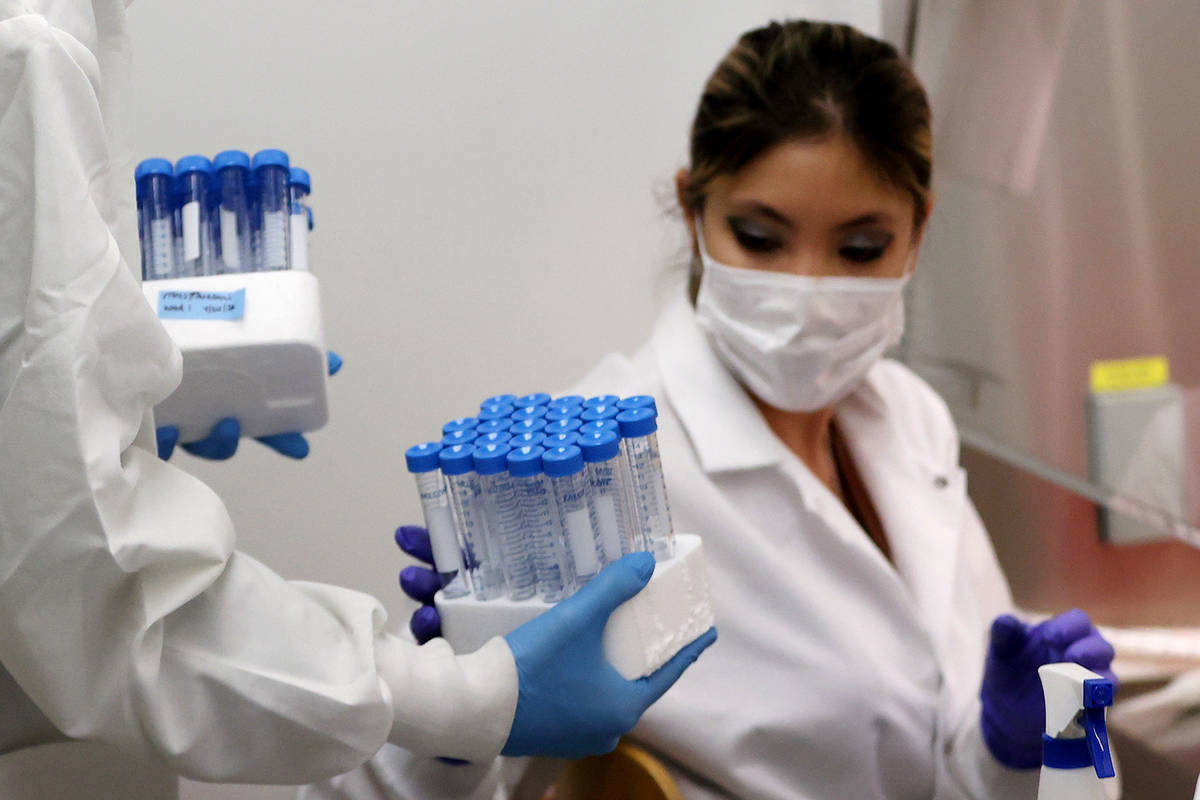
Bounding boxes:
728 201 796 230
836 212 894 230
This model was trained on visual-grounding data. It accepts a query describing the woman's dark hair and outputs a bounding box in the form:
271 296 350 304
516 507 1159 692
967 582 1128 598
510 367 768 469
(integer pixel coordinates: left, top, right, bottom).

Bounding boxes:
683 20 932 228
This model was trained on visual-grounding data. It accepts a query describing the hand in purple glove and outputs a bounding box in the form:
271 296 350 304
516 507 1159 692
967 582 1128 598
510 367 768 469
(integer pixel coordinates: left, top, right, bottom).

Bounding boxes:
156 351 342 460
395 525 444 644
980 609 1117 770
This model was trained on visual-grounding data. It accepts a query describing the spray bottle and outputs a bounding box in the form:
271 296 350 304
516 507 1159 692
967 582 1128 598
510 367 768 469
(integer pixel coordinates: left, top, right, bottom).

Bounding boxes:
1037 663 1116 800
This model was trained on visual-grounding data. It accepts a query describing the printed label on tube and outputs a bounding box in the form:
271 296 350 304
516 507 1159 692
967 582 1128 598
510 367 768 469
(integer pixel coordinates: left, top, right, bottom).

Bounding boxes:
182 201 201 261
565 508 599 576
158 288 246 320
220 208 241 269
592 494 623 562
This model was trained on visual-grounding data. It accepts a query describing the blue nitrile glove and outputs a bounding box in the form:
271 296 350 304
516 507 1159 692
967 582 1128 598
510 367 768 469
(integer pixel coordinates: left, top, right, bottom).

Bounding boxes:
980 608 1118 769
156 351 342 460
502 551 718 758
395 525 444 643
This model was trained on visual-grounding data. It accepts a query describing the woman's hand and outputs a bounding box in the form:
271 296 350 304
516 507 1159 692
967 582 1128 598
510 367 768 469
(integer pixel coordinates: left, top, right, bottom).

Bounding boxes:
979 609 1117 769
395 525 445 643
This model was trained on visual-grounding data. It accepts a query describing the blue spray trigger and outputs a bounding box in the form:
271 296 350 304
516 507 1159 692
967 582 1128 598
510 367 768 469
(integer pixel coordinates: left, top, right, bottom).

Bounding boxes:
1082 678 1116 779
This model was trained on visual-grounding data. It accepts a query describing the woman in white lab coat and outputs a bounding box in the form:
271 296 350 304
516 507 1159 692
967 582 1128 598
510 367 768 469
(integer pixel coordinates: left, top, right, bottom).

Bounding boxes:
310 19 1118 800
0 2 711 797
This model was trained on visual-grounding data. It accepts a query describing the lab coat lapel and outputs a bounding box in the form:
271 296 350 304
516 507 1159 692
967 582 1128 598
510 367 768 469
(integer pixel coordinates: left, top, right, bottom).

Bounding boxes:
838 402 965 654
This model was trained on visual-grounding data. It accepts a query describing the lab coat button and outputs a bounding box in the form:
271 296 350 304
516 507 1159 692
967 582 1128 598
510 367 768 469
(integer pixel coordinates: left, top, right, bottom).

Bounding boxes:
933 475 949 489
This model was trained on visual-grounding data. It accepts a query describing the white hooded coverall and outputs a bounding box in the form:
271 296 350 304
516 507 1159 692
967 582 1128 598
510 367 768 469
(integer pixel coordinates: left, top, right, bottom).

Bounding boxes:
0 2 517 795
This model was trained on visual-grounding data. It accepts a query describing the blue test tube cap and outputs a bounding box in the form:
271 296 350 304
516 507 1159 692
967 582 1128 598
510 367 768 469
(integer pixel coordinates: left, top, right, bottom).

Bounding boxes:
438 443 476 476
579 419 621 437
175 154 213 178
542 431 579 449
135 157 173 182
509 418 548 435
442 417 480 434
617 408 659 438
213 150 251 172
404 442 442 473
251 149 290 171
510 405 548 422
474 418 510 435
509 431 545 448
583 395 620 409
618 395 657 412
578 430 621 463
476 431 511 446
289 167 311 192
542 445 585 478
580 405 620 422
441 429 478 447
507 445 546 478
481 394 518 409
544 418 582 435
515 393 552 407
478 403 516 422
473 442 513 476
544 406 581 422
550 395 586 408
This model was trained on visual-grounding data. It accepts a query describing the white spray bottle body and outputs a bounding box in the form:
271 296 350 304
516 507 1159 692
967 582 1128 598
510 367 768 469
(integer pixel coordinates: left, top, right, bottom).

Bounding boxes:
1037 663 1116 800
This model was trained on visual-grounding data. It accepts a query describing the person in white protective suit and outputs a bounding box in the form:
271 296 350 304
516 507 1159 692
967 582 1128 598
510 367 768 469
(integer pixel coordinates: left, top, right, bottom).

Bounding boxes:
0 2 714 797
307 20 1122 800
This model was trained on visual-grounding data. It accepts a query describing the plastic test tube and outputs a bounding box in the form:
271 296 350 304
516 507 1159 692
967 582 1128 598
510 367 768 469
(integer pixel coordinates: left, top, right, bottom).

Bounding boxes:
580 404 621 424
481 394 518 409
213 150 253 274
579 430 635 564
579 419 620 437
583 395 620 409
509 431 545 448
508 445 574 602
542 431 579 449
251 149 291 270
549 395 585 410
515 393 552 408
509 418 548 436
174 155 216 277
618 395 658 413
439 444 506 600
475 431 511 446
441 429 479 447
474 443 536 601
617 408 675 560
443 417 480 435
478 403 516 422
543 445 603 586
544 406 581 422
405 443 468 598
135 158 176 280
289 167 311 271
510 405 547 423
474 419 510 436
544 418 582 436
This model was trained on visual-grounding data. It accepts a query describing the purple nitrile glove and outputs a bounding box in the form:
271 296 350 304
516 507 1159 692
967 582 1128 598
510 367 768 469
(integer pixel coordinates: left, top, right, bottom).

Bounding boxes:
156 351 342 460
980 609 1118 769
395 525 445 644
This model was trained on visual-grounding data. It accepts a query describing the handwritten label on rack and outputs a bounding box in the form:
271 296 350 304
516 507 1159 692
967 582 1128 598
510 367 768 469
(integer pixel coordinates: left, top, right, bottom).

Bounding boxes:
157 288 246 320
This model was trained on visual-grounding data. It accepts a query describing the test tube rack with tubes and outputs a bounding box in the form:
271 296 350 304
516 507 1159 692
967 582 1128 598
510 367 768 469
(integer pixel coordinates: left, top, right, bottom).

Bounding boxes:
135 150 328 442
406 394 713 679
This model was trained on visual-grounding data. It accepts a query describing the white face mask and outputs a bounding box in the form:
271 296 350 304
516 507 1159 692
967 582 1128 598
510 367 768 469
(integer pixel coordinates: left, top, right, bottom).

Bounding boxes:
693 222 911 412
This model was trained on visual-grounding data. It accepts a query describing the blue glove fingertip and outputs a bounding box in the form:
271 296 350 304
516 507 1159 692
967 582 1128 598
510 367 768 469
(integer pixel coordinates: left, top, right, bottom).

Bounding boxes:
156 426 180 460
988 615 1028 660
327 351 343 376
411 605 442 644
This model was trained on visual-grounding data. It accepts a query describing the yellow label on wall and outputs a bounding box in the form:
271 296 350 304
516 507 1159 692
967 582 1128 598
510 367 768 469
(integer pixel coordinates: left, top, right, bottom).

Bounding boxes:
1089 356 1170 394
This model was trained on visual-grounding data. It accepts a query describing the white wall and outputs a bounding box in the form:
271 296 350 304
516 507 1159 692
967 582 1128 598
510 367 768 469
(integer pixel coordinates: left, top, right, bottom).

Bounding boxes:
125 2 880 797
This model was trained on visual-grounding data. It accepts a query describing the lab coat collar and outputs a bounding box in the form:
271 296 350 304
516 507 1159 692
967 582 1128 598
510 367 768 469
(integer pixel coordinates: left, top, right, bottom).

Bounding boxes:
652 290 790 474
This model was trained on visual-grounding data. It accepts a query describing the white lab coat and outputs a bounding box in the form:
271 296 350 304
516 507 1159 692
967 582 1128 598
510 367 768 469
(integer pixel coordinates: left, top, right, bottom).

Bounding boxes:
304 291 1041 800
0 2 517 795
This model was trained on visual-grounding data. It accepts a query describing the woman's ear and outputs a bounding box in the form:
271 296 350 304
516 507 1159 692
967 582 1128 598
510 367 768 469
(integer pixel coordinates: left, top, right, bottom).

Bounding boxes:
675 168 697 251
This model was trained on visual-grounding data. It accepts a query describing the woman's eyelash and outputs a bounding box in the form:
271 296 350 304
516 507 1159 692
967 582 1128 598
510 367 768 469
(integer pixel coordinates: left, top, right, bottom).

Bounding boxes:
731 227 781 253
839 245 888 263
